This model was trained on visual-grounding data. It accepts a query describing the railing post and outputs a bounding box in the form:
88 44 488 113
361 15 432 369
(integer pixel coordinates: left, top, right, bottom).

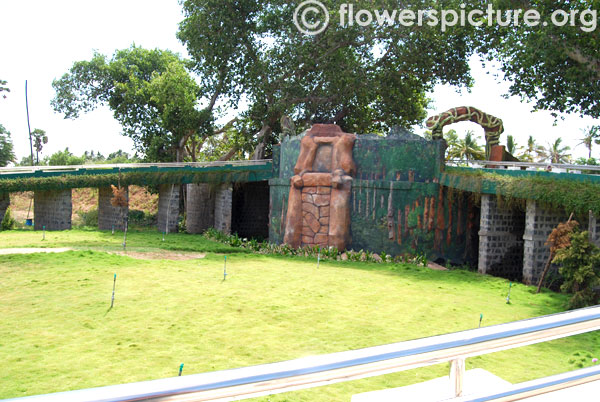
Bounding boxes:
450 358 465 397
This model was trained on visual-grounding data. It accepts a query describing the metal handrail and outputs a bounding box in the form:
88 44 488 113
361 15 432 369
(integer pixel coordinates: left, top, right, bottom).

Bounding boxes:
446 159 600 173
5 306 600 402
0 160 272 175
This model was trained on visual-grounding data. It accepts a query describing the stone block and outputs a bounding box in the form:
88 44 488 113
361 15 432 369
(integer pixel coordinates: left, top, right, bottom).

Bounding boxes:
478 195 525 281
522 200 568 285
34 189 72 231
303 212 321 234
157 184 180 233
186 183 215 234
214 183 233 234
98 186 128 231
313 194 330 207
0 192 9 223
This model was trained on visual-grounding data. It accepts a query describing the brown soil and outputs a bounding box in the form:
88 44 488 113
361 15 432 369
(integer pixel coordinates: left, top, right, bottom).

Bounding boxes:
8 186 158 226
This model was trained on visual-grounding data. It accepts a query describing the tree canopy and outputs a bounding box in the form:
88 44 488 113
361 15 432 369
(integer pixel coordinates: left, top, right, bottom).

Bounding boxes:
0 124 16 167
178 0 477 158
52 46 213 162
479 0 600 118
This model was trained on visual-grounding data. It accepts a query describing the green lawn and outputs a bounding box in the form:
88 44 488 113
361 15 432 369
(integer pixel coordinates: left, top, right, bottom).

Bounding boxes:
0 229 598 401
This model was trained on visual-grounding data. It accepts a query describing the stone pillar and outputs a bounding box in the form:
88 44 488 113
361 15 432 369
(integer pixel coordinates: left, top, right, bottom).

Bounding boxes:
157 184 180 233
0 192 9 223
478 195 525 280
186 183 215 234
522 200 568 285
34 189 72 230
214 183 232 234
98 186 129 231
590 211 600 247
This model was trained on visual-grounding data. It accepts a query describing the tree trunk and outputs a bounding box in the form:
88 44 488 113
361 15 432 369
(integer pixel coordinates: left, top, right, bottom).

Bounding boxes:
252 124 272 160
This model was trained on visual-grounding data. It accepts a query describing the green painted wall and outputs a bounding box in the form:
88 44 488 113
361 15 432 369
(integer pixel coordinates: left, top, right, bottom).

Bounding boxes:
269 128 478 265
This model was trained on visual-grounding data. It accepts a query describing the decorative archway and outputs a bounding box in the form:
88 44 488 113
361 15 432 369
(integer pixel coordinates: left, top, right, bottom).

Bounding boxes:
426 106 504 159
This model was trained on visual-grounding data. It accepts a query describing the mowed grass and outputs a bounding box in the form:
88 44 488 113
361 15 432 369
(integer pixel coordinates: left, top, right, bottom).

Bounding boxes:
0 228 246 254
0 230 599 401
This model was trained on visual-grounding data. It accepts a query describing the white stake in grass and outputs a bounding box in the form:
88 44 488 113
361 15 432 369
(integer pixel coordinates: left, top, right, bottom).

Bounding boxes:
506 282 512 304
223 256 227 281
317 247 320 268
110 273 117 309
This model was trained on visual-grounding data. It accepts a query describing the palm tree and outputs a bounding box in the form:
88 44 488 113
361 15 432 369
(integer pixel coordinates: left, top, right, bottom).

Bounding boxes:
539 138 572 164
578 126 600 159
447 130 485 161
506 135 519 155
519 135 545 162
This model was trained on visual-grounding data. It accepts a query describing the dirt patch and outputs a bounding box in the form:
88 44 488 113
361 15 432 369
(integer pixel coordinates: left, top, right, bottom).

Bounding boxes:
0 248 72 255
109 251 206 260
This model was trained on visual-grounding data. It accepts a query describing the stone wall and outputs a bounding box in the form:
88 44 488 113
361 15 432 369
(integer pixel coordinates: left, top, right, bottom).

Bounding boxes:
157 184 180 233
522 200 569 285
186 183 215 234
0 192 9 223
214 183 232 234
34 189 72 230
231 182 269 239
98 186 128 231
269 128 478 264
300 186 330 246
478 195 525 281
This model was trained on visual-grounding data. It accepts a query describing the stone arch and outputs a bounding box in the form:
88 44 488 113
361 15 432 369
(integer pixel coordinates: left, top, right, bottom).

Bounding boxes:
426 106 504 159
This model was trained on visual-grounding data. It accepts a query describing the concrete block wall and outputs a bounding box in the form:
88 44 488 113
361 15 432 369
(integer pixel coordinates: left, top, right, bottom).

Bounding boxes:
34 189 72 230
214 183 233 234
157 184 180 233
0 192 9 223
98 186 129 231
522 200 569 285
186 183 215 234
478 194 525 280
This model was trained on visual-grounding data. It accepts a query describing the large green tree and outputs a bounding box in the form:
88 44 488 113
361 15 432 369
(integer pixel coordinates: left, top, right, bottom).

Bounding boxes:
0 124 15 167
480 0 600 118
52 46 214 162
178 0 477 158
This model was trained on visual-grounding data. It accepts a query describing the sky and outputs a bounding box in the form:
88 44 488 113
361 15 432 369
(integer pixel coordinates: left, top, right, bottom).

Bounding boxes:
1 1 598 164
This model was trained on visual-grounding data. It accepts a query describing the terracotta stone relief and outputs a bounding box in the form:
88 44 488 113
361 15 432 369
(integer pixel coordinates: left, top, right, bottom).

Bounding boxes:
283 124 356 250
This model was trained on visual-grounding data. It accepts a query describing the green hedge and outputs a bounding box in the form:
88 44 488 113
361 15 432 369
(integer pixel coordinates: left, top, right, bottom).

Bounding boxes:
0 171 254 193
443 170 600 216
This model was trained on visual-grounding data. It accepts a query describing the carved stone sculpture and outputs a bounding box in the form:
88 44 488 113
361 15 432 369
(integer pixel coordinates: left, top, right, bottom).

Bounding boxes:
283 124 356 251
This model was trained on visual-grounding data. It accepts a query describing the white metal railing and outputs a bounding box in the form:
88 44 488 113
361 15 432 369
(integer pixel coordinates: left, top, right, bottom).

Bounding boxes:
0 160 272 175
5 306 600 402
446 160 600 174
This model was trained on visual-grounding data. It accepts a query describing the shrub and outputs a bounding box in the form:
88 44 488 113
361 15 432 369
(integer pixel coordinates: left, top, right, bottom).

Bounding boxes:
1 207 16 230
78 209 98 227
128 210 156 227
553 231 600 309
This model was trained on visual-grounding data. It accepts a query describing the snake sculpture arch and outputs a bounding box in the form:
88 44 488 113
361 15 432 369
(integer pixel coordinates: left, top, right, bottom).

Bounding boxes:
426 106 504 159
